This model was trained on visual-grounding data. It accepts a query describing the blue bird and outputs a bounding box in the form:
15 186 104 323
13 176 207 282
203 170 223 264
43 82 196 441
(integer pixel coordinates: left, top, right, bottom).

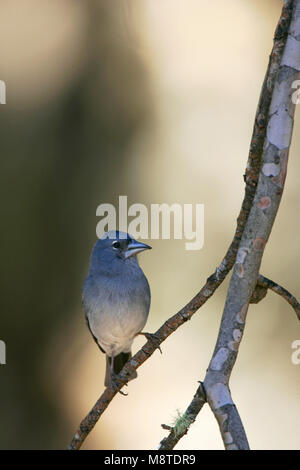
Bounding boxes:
82 231 151 387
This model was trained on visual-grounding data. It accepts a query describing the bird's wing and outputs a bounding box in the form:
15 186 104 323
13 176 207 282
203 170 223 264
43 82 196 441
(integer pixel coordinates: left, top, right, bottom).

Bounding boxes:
85 312 105 354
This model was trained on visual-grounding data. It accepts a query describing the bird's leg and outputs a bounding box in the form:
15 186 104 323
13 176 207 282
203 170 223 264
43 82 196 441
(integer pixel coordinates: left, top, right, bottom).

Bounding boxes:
109 352 128 396
110 351 115 377
137 332 162 354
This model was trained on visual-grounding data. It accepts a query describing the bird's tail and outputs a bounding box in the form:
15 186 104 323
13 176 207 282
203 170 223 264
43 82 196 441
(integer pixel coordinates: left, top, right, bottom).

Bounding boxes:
105 351 137 387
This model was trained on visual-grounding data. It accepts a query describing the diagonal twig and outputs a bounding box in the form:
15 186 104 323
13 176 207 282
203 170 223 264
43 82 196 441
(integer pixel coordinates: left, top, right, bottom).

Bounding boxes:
68 0 298 451
257 274 300 320
67 0 292 451
68 11 275 446
159 383 207 450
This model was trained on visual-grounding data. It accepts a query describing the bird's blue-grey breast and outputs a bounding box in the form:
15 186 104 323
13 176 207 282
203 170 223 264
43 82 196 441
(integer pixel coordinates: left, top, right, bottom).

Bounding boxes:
82 231 151 386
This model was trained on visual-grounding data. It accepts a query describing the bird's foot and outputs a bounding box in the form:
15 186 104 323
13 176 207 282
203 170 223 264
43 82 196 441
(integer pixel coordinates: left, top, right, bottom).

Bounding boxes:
109 372 128 396
138 332 162 354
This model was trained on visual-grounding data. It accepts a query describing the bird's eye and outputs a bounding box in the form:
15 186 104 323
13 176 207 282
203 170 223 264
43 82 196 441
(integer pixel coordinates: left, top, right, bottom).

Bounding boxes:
112 241 121 249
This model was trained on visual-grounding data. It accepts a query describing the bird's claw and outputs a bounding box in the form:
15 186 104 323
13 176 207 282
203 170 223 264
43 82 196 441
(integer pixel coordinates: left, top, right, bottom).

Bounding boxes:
139 332 162 354
109 373 128 396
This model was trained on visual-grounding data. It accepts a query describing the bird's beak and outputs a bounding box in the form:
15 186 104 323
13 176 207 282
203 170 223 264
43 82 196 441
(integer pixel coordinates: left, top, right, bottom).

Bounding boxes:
124 240 152 259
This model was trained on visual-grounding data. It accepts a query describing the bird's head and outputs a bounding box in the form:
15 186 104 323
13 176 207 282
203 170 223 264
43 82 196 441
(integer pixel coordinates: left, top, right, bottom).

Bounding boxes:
90 231 152 273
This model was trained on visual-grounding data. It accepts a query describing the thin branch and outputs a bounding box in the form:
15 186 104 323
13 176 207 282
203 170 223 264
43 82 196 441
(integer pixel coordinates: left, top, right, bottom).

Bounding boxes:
68 39 274 453
203 0 300 450
158 0 296 451
159 383 206 450
68 0 298 451
257 274 300 320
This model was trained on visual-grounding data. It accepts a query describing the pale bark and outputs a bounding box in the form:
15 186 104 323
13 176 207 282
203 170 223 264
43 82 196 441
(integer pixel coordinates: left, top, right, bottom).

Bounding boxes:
203 0 300 450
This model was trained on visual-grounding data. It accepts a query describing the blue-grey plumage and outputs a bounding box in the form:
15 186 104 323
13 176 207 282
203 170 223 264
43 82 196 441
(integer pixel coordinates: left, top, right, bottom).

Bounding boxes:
82 231 151 387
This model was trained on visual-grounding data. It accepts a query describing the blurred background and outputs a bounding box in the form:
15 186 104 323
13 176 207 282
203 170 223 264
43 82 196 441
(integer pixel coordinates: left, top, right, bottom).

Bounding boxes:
0 0 299 450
